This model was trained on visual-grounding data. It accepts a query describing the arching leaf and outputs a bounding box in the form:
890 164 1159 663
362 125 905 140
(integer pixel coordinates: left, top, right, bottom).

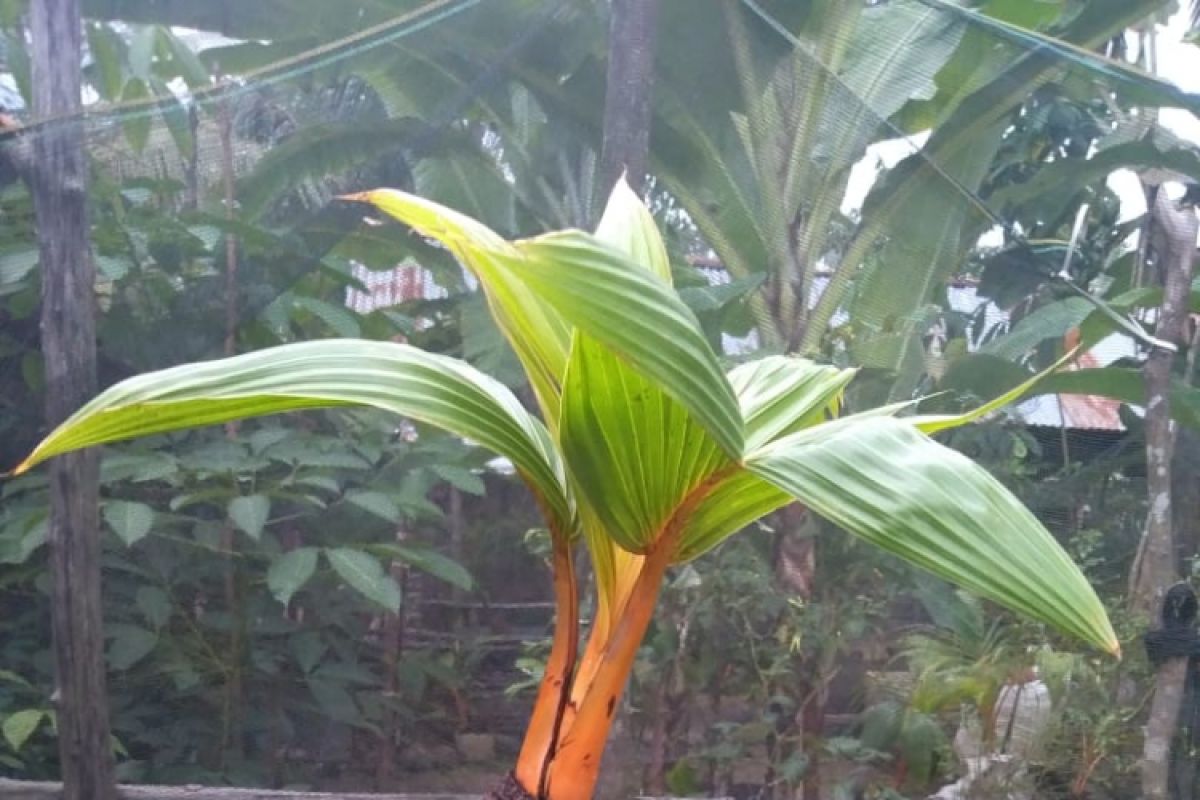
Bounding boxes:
515 231 744 459
730 356 855 451
10 339 571 533
559 182 736 553
675 356 855 561
593 177 671 283
350 189 570 423
746 416 1118 655
675 469 789 563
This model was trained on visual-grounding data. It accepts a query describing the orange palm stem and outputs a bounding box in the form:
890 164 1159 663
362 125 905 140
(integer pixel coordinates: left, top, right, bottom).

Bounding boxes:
513 533 579 797
543 540 672 800
559 554 646 739
542 470 729 800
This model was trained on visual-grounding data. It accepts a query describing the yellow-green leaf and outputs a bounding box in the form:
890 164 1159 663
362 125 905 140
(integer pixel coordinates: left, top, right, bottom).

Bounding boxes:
348 189 570 421
10 339 571 534
594 176 672 284
558 184 735 553
730 356 856 450
746 416 1118 655
560 334 731 553
515 231 744 459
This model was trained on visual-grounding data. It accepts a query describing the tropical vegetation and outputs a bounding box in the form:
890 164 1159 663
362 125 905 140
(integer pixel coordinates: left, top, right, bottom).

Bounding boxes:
1 1 1198 798
10 179 1119 799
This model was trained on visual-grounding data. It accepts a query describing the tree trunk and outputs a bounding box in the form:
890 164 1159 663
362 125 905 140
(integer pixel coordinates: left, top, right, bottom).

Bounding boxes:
29 1 116 798
216 95 248 768
597 0 660 203
1175 430 1200 574
1132 188 1198 800
1144 658 1190 800
1129 189 1199 614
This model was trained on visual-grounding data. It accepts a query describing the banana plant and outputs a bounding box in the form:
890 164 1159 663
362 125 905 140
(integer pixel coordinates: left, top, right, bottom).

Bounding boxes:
9 180 1117 800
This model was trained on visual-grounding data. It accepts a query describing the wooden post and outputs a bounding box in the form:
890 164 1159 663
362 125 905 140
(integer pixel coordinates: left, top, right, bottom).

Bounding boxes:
597 0 660 202
28 0 116 798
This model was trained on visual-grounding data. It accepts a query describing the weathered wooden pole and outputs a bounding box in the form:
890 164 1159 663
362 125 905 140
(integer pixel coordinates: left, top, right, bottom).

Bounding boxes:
29 0 117 797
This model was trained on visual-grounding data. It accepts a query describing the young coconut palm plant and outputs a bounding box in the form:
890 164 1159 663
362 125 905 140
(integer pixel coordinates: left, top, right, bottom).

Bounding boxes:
11 179 1117 800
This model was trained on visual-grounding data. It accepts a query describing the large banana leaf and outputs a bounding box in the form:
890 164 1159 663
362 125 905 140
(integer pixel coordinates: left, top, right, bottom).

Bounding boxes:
10 339 572 531
747 416 1119 655
803 0 1173 355
916 0 1199 114
654 0 964 352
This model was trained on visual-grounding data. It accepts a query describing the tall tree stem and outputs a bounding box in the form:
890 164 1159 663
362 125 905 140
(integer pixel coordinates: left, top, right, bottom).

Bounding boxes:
597 0 660 204
1132 188 1198 800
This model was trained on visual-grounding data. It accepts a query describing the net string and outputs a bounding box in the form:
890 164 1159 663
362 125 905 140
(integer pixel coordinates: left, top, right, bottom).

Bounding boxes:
0 0 1181 351
2 0 483 138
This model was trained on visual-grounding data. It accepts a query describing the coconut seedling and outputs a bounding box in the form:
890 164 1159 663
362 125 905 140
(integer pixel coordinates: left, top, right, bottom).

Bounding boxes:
11 180 1118 800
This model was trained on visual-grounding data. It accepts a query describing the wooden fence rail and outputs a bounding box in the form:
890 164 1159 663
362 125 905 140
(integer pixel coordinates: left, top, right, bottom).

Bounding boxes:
0 780 477 800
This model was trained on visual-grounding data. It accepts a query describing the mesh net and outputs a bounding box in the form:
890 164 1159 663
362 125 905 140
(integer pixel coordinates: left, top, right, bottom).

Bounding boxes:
1 0 1198 797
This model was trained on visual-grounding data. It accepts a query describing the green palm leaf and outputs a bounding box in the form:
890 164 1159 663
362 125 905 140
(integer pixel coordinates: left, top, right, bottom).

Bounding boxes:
746 415 1119 655
676 469 789 563
559 181 732 553
514 231 744 459
730 356 855 451
11 339 571 531
675 356 855 561
353 189 571 422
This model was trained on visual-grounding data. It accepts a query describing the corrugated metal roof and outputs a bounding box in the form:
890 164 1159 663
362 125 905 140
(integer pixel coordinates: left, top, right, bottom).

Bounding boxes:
945 286 1134 431
345 260 450 313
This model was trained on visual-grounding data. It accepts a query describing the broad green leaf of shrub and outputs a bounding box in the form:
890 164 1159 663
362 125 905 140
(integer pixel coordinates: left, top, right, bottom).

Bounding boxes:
268 547 319 607
107 625 158 671
2 710 44 752
102 500 155 546
228 494 271 541
325 547 401 613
